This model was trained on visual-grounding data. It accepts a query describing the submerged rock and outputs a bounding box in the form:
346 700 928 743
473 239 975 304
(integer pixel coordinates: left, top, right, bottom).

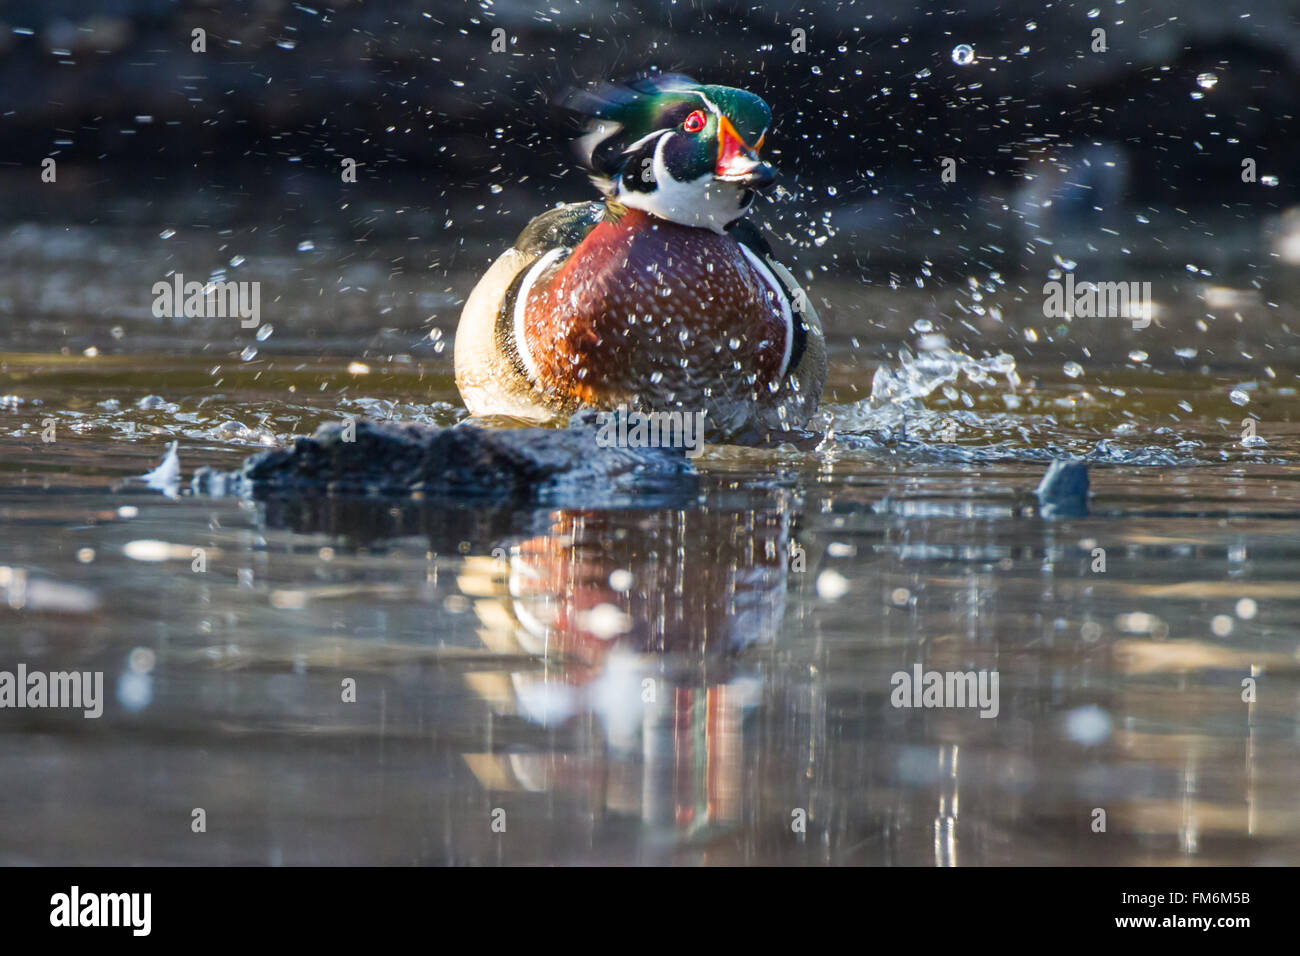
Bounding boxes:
141 440 181 498
1035 460 1090 519
191 417 697 504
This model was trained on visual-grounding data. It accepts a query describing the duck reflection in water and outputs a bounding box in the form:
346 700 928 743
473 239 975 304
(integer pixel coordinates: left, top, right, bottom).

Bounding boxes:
457 506 791 832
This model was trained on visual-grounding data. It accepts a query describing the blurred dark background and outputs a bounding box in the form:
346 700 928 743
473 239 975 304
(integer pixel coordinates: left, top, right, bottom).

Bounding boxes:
2 0 1297 237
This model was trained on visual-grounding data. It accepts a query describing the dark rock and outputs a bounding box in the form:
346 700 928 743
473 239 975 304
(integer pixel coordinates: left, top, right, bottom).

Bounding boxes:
191 417 697 505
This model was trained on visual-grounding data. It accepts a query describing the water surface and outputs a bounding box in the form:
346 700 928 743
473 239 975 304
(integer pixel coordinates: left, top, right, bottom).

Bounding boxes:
2 227 1299 865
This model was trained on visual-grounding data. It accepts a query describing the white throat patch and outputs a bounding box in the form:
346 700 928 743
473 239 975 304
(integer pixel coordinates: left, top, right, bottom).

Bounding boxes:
616 132 751 233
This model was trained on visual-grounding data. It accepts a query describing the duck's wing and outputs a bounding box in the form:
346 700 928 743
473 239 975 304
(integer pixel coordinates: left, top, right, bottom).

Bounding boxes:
454 201 604 419
512 200 606 257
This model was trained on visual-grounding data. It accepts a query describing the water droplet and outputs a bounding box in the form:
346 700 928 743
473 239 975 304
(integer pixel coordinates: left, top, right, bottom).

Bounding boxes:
118 671 153 712
1261 175 1280 187
816 570 849 601
297 240 315 252
951 44 975 66
490 184 503 194
239 346 258 361
1064 705 1112 745
1229 388 1249 406
276 39 297 50
256 324 274 341
1196 72 1218 91
159 229 175 239
1063 361 1084 379
1086 8 1100 18
1128 349 1148 363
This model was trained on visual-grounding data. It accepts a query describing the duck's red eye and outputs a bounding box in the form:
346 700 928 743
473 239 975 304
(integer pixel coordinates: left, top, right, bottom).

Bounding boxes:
682 110 707 134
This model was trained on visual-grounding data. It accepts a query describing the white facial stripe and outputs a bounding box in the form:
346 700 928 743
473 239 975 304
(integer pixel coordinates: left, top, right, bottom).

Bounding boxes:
576 119 623 165
738 243 795 377
620 128 671 155
684 89 722 117
512 247 565 383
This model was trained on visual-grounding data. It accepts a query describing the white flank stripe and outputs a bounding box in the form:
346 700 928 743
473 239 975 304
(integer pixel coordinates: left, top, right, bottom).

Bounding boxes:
738 243 795 377
512 247 565 384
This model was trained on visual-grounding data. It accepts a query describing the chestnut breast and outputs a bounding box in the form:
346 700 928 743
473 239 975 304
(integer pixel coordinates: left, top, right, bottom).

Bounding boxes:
520 209 789 408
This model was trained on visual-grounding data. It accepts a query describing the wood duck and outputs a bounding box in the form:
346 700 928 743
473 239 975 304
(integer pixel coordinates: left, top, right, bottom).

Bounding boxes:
454 76 826 439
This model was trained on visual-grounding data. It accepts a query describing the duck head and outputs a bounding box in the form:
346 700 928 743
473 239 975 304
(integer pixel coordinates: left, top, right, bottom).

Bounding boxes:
568 75 776 233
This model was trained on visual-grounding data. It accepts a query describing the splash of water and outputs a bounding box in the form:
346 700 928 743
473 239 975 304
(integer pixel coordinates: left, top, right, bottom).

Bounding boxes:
867 345 1020 408
822 345 1020 449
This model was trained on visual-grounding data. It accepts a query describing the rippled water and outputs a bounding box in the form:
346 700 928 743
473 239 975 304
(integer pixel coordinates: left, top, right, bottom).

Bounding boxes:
3 226 1300 864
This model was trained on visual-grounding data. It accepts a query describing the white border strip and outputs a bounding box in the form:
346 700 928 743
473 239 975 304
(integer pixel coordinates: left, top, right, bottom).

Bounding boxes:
512 247 565 383
738 244 795 377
